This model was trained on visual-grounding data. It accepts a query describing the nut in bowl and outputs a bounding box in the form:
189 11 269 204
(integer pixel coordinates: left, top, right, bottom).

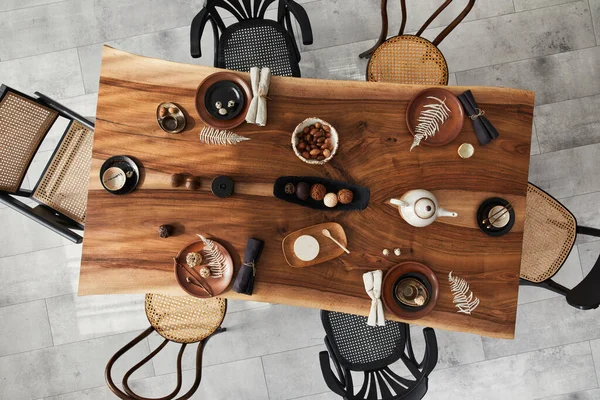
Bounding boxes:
292 118 339 165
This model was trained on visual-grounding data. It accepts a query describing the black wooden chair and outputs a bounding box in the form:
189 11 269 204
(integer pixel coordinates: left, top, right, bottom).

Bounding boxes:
520 183 600 309
190 0 313 77
0 85 94 244
319 311 438 400
105 294 227 400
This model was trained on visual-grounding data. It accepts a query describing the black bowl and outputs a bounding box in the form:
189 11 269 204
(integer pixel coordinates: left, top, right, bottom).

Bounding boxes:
477 197 515 237
99 155 140 195
203 80 245 121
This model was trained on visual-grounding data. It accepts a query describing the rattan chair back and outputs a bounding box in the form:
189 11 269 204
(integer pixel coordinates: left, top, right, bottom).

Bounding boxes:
0 90 57 193
364 0 475 84
521 184 577 283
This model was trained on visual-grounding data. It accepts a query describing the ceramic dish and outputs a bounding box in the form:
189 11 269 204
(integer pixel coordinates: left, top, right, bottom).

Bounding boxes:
291 118 339 165
156 102 186 133
477 197 515 237
382 262 439 320
174 239 234 298
273 176 370 211
282 222 348 267
194 72 252 129
99 155 140 195
406 88 464 147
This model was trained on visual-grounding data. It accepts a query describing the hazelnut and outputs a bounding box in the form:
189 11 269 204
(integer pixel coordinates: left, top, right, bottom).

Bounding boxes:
310 183 326 201
170 173 184 187
159 107 167 117
284 182 296 194
158 224 172 238
185 176 199 190
168 106 177 114
323 193 338 208
337 188 354 204
297 142 306 150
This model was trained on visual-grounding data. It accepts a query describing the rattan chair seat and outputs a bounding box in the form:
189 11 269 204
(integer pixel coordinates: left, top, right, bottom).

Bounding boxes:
521 184 577 283
32 120 93 225
0 92 58 193
145 294 227 344
367 35 449 85
218 20 299 77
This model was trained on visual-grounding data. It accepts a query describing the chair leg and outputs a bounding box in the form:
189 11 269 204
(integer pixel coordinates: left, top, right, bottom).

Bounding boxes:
359 0 389 59
519 278 569 297
214 326 227 334
577 225 600 237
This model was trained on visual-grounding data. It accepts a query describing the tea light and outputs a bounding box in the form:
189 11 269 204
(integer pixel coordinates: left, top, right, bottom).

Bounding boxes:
458 143 474 159
294 235 320 261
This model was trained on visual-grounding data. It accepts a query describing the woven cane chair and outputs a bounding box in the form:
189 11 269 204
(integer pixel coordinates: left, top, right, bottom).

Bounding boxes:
520 183 600 310
106 294 227 400
319 311 438 400
362 0 475 85
0 85 94 244
190 0 313 77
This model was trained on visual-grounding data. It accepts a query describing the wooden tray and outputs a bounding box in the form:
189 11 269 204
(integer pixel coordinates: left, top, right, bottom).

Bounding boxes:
406 88 464 147
282 222 348 268
174 239 234 298
273 176 370 211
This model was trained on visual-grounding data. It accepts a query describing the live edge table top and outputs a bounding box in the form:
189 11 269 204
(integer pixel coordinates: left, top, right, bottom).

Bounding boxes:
80 46 535 339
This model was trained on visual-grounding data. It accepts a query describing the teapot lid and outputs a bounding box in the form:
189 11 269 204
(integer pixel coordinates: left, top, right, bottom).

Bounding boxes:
414 197 436 219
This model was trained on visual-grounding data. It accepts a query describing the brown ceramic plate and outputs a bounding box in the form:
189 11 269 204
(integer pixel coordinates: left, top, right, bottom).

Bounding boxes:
194 72 252 130
174 239 234 298
406 88 464 147
382 261 439 320
282 222 348 268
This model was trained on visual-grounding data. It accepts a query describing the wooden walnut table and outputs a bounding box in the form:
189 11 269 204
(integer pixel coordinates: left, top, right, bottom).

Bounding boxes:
80 46 534 339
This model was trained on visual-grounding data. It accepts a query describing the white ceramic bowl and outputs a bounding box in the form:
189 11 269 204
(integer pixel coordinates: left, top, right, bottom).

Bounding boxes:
292 117 339 165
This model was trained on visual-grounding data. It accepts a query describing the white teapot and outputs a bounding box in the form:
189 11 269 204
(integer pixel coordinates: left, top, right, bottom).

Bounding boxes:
390 189 458 227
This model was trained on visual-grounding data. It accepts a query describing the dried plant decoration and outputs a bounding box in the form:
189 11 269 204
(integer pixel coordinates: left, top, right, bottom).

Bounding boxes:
199 126 250 145
410 96 451 151
448 271 480 315
197 234 228 278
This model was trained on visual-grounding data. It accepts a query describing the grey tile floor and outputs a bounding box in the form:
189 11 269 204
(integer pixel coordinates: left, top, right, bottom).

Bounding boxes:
1 0 600 399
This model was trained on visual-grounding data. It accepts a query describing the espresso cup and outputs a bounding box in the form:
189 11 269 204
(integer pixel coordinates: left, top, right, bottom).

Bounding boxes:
102 167 126 191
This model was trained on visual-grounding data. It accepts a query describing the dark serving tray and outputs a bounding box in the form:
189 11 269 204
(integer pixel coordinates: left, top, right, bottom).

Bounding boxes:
273 176 370 211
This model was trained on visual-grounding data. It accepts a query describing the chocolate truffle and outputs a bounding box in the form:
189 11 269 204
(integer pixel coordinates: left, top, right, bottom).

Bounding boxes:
324 193 338 208
296 182 310 201
337 189 354 204
310 183 326 201
284 182 296 194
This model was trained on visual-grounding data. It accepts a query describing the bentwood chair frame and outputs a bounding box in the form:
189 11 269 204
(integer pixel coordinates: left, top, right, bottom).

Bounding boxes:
520 183 600 310
105 294 228 400
190 0 313 77
319 311 438 400
0 85 94 244
360 0 476 59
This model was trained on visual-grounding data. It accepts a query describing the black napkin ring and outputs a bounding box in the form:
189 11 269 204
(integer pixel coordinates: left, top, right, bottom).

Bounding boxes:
469 108 485 120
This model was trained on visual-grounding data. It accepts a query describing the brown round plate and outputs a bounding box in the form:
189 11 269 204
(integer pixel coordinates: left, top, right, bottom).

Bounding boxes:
174 239 234 298
194 72 252 130
406 88 464 147
382 261 439 320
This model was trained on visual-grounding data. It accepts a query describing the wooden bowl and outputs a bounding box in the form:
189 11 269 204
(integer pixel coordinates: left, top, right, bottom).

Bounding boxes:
292 118 339 165
406 88 464 148
194 72 252 130
382 261 439 320
174 239 234 298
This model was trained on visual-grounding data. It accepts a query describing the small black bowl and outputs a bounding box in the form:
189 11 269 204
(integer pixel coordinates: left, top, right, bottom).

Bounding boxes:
477 197 515 237
203 80 245 121
99 155 140 195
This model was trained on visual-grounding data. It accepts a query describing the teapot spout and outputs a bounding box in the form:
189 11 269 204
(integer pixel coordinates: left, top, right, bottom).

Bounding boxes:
437 208 458 218
390 198 409 207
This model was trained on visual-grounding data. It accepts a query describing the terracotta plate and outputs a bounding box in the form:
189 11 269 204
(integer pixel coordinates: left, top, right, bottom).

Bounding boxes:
194 72 252 130
382 261 439 320
174 239 234 298
282 222 348 267
406 88 464 147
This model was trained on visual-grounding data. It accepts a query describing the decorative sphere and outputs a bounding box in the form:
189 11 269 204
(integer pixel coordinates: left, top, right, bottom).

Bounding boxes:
323 193 338 208
310 184 327 201
296 182 310 201
337 189 353 204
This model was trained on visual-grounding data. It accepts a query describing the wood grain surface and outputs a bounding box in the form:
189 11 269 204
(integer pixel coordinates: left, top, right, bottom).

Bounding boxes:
282 222 348 268
80 46 535 339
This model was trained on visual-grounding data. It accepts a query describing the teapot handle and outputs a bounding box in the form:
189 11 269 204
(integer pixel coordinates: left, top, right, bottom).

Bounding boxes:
438 208 458 218
390 198 409 207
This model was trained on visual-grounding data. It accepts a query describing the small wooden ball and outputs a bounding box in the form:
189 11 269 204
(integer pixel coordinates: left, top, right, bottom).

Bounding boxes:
337 189 353 204
310 183 327 201
170 173 184 187
168 106 177 114
159 107 167 117
324 193 338 208
185 176 199 190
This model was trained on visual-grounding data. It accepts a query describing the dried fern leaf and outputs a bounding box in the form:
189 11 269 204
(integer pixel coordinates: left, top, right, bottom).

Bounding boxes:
410 96 452 151
197 234 228 278
199 126 250 145
448 271 480 315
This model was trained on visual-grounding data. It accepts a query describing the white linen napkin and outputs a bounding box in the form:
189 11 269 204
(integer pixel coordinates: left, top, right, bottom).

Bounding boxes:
245 67 271 126
363 270 385 327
